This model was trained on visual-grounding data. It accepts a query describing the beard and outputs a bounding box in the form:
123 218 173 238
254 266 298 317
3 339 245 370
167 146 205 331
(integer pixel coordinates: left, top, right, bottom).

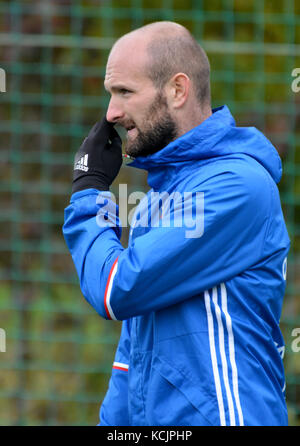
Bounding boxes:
125 92 178 158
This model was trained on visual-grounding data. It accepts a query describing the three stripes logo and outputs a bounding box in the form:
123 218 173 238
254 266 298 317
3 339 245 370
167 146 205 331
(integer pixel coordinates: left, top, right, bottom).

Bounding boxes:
204 283 244 426
74 153 89 172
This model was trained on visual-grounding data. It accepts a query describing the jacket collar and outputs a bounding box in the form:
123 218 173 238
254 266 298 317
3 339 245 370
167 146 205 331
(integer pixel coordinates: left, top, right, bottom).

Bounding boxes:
127 104 282 188
128 105 235 171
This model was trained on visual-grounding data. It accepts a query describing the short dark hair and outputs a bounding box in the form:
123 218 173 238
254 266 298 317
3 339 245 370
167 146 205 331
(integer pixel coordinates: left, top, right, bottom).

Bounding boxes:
145 32 211 108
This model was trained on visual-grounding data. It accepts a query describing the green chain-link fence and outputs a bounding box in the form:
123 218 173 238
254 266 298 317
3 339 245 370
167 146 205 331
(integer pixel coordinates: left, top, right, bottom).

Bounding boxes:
0 0 299 426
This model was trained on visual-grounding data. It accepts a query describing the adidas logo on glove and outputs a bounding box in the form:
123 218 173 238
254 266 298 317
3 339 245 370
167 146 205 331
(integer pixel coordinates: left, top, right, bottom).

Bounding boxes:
74 154 89 172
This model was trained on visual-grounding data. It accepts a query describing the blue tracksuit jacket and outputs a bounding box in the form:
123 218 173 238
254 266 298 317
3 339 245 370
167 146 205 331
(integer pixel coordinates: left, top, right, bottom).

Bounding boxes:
63 105 290 426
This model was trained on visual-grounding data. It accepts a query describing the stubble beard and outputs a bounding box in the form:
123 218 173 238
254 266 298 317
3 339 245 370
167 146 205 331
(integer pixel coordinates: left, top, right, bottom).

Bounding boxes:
125 92 178 158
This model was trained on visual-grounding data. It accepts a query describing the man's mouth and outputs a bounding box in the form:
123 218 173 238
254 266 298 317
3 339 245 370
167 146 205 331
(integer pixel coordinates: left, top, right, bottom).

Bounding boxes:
126 126 137 138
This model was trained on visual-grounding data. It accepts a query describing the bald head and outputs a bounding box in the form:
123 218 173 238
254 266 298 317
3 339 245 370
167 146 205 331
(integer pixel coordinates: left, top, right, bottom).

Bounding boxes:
110 21 211 110
105 22 212 154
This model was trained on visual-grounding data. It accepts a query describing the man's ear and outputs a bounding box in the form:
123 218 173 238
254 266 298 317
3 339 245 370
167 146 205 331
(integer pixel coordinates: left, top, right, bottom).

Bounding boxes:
165 73 190 109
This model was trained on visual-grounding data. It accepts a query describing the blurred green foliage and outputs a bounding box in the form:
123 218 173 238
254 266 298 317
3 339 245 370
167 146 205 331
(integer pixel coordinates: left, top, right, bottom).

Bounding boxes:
0 0 299 425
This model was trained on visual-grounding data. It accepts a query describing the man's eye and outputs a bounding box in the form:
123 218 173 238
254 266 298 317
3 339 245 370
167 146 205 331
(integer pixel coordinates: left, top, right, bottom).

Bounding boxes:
120 89 131 95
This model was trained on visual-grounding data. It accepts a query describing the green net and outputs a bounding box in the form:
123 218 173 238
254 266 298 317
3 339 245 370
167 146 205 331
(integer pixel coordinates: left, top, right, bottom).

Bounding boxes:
0 0 299 426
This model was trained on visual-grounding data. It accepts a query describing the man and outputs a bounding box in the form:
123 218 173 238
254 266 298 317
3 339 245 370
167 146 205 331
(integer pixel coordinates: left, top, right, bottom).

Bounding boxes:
63 22 290 426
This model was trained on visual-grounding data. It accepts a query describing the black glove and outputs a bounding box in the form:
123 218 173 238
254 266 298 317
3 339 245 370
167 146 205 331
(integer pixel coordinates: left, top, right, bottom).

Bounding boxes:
72 117 123 194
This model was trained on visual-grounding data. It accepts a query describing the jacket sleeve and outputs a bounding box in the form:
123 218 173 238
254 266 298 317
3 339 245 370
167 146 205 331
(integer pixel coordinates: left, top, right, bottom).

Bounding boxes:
62 167 277 321
99 319 131 426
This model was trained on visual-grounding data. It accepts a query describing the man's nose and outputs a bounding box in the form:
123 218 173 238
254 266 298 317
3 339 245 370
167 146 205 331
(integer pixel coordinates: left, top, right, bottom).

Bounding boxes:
106 98 125 123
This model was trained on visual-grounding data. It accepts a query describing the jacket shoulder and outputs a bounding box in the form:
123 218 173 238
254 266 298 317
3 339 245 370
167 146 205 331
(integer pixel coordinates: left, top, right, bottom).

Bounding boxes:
184 155 274 201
